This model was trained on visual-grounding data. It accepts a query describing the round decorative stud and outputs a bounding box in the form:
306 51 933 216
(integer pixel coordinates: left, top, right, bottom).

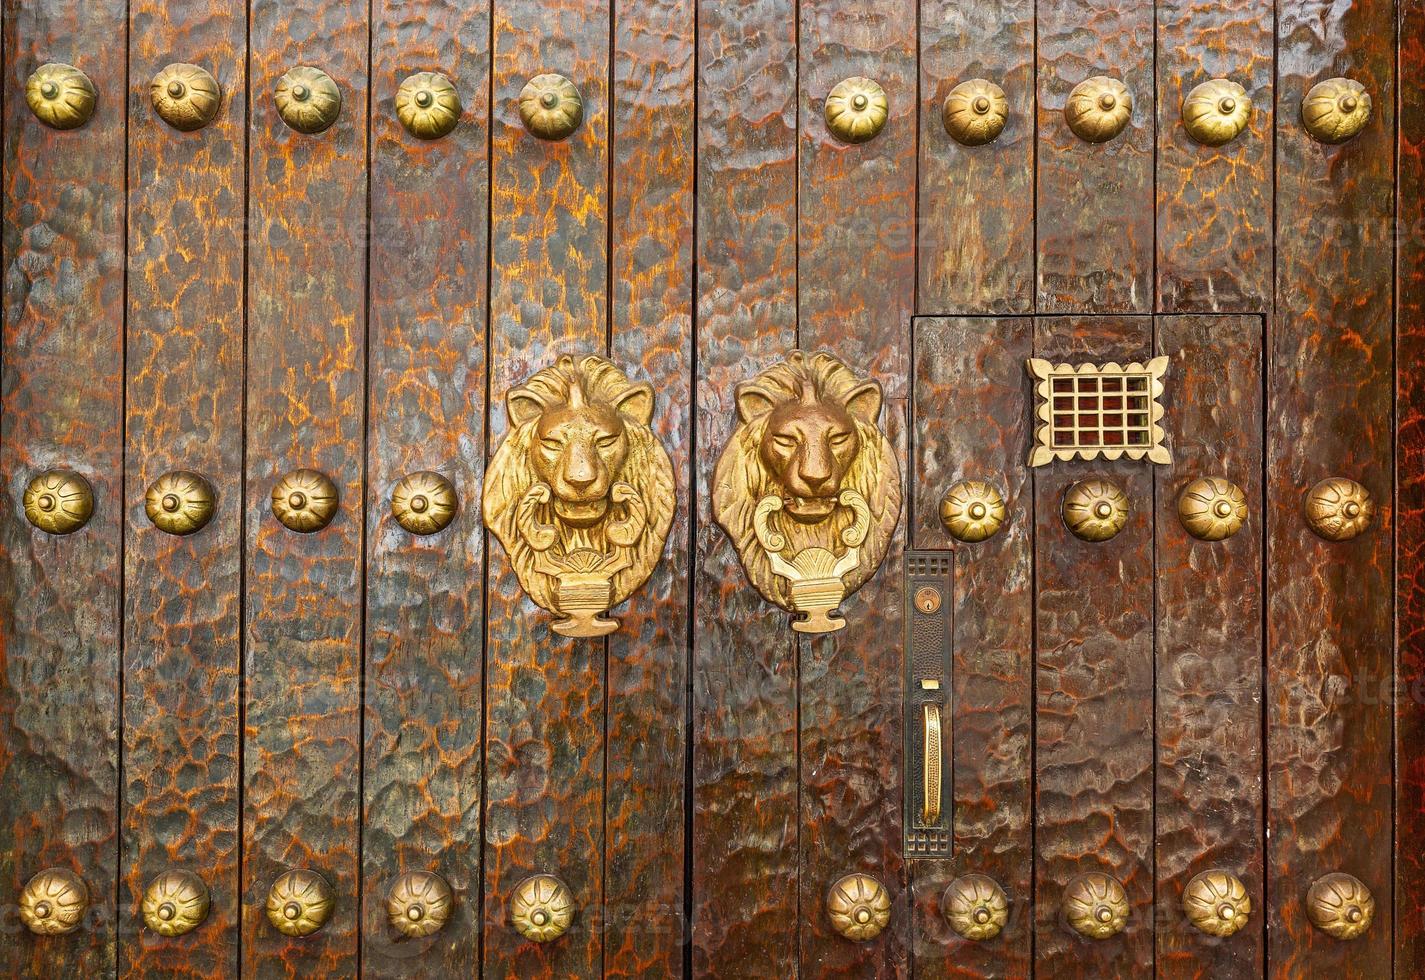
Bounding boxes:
1301 77 1372 144
510 873 574 943
266 869 335 937
150 63 222 132
391 471 458 535
23 469 94 535
25 63 97 130
144 470 216 536
271 468 339 533
943 873 1009 941
1182 869 1250 938
1062 479 1130 543
1306 872 1374 940
519 74 583 141
1182 78 1252 146
1177 476 1248 542
940 480 1007 543
827 873 892 942
942 78 1008 146
274 66 341 134
19 868 88 936
386 870 453 938
1063 871 1129 940
825 77 889 144
1304 477 1373 542
396 72 462 140
1065 76 1133 143
141 869 211 937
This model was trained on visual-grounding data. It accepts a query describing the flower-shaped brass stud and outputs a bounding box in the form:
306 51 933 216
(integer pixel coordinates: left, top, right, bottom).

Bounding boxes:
1182 869 1250 937
827 873 892 942
141 869 210 937
942 78 1008 146
1304 477 1373 542
1182 78 1252 146
271 468 339 533
150 63 222 132
391 471 457 535
943 874 1009 941
23 469 95 534
386 870 452 938
825 77 889 144
1177 476 1247 541
940 480 1007 543
266 869 335 937
1065 76 1132 143
19 868 88 935
145 470 216 536
396 72 462 140
1063 871 1129 940
26 63 97 130
1301 78 1372 144
1063 479 1130 542
510 873 574 943
1306 872 1374 940
274 66 341 134
519 74 583 141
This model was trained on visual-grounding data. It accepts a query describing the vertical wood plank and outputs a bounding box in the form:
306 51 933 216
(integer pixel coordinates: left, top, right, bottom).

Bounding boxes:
242 2 369 974
1036 0 1154 313
121 2 246 975
1269 1 1394 975
362 2 489 975
1033 315 1155 976
482 0 609 973
1153 314 1264 978
691 0 799 972
0 2 126 974
605 0 694 970
910 316 1034 979
797 0 915 973
1154 0 1273 311
917 0 1034 314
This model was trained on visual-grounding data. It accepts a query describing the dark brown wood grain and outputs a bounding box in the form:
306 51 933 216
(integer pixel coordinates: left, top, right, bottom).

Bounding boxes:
917 0 1034 315
1154 0 1273 311
605 0 693 972
1153 314 1264 978
797 0 915 973
910 316 1034 979
1268 1 1395 975
1033 316 1155 975
361 2 488 975
120 3 246 976
1036 0 1153 313
690 0 800 973
242 2 368 975
481 2 609 975
0 2 126 974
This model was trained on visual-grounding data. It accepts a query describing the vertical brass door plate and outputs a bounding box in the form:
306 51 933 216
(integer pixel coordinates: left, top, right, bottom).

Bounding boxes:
904 551 952 858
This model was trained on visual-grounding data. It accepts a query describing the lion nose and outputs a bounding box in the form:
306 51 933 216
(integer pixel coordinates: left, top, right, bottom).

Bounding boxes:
565 451 598 490
800 459 832 491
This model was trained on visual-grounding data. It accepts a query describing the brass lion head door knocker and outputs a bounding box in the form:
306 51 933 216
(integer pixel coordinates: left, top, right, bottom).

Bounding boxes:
713 351 901 633
483 355 676 637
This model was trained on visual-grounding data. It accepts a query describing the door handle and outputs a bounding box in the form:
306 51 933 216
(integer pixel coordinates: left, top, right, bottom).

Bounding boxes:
904 551 952 857
922 699 942 825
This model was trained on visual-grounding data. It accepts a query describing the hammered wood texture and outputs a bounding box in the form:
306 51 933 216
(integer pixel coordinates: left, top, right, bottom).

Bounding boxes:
0 2 126 975
1033 316 1155 975
482 0 609 975
917 0 1034 315
121 2 245 976
1154 0 1273 311
1036 0 1154 312
362 1 488 975
1153 315 1264 977
911 317 1034 979
1269 1 1395 976
242 2 369 975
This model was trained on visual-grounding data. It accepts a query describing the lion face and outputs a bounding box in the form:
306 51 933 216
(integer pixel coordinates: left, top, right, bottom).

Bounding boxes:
532 401 629 525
